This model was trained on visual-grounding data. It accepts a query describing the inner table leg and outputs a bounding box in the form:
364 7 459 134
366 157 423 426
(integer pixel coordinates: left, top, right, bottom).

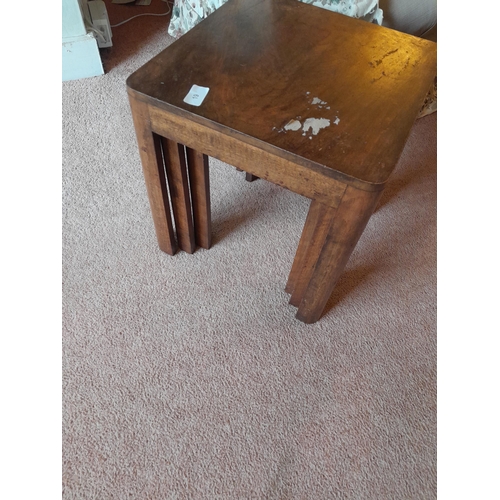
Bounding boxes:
292 186 382 324
245 173 259 182
128 96 177 255
186 148 212 249
161 138 196 254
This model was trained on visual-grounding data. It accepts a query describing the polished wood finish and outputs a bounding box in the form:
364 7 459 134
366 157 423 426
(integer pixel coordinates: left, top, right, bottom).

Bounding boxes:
127 0 437 323
162 138 196 254
128 96 177 255
127 0 436 188
146 104 348 206
294 186 382 323
286 199 336 304
186 148 212 249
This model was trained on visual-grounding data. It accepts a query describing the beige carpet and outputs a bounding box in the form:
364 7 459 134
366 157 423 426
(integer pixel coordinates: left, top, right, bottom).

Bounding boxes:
62 2 436 498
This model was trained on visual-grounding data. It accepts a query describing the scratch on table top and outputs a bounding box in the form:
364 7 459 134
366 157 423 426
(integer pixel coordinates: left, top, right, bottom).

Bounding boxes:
369 48 399 68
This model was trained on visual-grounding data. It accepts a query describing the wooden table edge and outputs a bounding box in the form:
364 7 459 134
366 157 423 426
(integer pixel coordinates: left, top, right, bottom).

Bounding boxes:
126 86 388 193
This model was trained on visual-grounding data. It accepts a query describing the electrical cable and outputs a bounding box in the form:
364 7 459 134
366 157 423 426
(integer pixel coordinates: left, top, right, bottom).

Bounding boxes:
110 1 172 28
87 26 108 44
82 1 109 43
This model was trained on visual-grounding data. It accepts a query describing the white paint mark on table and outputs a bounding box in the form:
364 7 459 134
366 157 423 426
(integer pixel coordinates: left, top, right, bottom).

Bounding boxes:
284 119 302 131
311 97 327 106
275 94 340 136
302 117 331 135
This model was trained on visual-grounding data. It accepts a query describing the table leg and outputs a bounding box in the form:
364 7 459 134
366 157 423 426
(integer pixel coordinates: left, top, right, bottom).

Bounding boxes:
286 199 334 302
245 173 259 182
128 96 177 255
186 148 212 249
161 138 196 254
291 186 382 324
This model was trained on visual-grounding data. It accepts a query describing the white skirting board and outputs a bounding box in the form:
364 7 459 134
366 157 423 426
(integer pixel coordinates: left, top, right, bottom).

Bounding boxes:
62 32 104 81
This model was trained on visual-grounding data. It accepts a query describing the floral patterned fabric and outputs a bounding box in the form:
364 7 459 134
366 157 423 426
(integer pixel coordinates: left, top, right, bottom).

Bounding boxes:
168 0 383 39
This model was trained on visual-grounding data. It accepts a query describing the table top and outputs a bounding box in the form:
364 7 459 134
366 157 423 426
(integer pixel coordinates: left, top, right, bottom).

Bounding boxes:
127 0 436 188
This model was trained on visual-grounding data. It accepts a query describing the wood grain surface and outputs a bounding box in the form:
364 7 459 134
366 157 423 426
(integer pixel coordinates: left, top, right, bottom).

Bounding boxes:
127 0 437 189
128 96 177 255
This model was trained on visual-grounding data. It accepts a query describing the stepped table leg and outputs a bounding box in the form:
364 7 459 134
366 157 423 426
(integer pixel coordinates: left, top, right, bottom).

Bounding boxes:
128 97 177 255
289 186 382 324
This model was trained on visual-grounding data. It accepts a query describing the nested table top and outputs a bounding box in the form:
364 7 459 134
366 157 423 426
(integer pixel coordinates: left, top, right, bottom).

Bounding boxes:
127 0 436 188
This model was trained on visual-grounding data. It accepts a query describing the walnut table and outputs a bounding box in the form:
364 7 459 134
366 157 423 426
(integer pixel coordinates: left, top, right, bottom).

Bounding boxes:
126 0 437 323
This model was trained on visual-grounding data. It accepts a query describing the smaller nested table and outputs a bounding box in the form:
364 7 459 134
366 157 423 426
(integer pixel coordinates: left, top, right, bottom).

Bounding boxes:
126 0 436 324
